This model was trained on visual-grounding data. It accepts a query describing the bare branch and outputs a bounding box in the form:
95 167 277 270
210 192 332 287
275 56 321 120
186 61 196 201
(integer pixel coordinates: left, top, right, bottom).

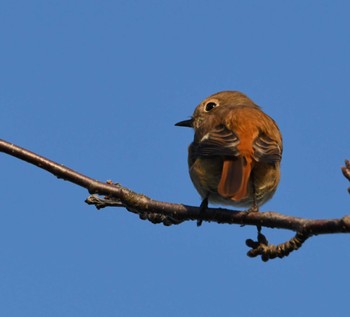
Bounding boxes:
1 138 349 261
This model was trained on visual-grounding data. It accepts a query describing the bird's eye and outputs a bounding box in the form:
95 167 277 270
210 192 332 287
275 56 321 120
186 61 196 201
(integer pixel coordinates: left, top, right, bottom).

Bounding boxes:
204 102 217 112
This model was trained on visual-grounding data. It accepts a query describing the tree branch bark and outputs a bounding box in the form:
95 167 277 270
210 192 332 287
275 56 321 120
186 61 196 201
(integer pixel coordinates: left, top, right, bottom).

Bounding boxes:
1 139 349 261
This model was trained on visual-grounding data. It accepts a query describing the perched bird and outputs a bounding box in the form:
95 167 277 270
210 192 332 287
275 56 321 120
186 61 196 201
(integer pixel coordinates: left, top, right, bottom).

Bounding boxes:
176 91 282 225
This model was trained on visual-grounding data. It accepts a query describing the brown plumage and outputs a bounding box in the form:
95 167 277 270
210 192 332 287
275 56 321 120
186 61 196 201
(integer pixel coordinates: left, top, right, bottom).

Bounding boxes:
176 91 282 210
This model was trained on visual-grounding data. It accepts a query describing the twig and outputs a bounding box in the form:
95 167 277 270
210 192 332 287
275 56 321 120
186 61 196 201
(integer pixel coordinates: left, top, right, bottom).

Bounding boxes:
342 159 350 193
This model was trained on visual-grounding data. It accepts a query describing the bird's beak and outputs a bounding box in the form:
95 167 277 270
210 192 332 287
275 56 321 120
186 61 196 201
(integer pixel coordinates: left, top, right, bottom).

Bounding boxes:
175 118 194 128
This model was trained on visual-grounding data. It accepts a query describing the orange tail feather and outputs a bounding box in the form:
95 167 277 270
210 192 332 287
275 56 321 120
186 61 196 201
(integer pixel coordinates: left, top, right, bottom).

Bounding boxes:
218 157 252 201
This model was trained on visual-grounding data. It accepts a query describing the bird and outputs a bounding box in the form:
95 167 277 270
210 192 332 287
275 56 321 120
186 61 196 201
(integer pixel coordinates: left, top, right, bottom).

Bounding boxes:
175 91 282 226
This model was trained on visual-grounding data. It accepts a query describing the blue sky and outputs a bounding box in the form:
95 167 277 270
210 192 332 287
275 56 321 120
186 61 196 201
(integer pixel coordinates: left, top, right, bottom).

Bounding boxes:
1 1 349 316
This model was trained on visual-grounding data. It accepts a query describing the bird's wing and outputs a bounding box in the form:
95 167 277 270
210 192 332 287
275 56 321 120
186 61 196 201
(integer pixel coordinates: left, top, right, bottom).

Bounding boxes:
253 133 282 163
194 125 240 157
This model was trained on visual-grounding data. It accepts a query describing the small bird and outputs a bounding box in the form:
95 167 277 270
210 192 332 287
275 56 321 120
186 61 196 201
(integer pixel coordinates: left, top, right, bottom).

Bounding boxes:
176 91 282 225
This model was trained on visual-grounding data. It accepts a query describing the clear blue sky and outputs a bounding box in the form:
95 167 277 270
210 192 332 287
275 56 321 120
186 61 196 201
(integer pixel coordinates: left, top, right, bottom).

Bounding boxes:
1 1 349 316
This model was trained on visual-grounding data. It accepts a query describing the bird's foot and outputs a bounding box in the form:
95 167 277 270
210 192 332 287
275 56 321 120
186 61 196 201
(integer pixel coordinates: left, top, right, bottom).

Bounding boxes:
246 204 259 213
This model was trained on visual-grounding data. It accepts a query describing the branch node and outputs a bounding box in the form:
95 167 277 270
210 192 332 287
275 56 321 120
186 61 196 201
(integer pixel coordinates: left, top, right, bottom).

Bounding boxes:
85 195 124 209
86 194 184 226
138 212 184 226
